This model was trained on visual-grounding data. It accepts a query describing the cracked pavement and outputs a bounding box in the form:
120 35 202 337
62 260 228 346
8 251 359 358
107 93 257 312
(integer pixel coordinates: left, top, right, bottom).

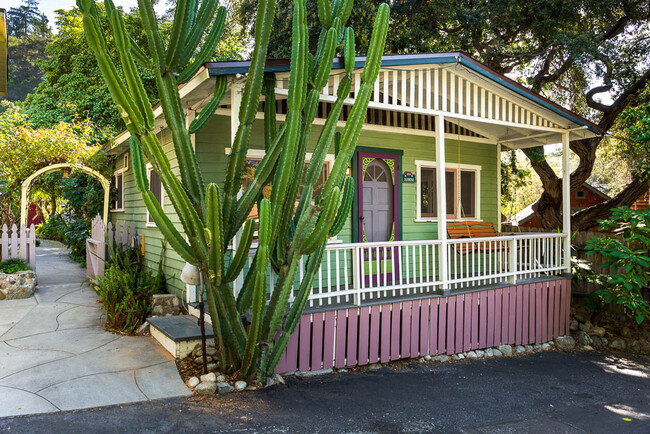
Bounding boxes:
0 240 191 418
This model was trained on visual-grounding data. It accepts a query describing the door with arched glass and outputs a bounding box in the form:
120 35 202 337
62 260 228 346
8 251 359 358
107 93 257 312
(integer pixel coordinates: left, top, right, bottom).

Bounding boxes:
357 151 400 285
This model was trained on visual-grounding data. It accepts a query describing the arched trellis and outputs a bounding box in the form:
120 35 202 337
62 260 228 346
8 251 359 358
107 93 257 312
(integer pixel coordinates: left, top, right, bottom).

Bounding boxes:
20 163 111 227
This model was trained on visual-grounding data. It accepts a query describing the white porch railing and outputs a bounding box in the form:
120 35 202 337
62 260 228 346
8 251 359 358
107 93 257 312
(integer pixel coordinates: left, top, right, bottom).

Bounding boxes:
227 233 568 309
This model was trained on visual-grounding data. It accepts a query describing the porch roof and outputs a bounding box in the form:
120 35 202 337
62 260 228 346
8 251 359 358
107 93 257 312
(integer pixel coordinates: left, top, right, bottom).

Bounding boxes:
111 53 602 151
204 52 603 148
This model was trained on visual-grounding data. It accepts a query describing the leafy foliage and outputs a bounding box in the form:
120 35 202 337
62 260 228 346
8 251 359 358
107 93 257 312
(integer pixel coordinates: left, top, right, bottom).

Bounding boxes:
0 258 31 274
581 207 650 324
0 108 109 226
94 241 166 334
36 213 67 240
23 5 158 131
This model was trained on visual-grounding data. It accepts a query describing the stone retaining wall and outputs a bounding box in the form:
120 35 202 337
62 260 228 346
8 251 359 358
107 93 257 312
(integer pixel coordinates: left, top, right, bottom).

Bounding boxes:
0 271 37 300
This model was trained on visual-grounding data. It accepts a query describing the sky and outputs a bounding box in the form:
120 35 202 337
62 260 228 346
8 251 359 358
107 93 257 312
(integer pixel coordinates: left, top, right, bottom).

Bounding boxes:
4 0 167 31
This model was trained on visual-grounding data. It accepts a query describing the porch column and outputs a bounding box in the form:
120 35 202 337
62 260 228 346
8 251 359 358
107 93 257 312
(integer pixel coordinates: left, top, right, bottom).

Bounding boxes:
562 131 571 273
436 114 448 292
231 82 245 296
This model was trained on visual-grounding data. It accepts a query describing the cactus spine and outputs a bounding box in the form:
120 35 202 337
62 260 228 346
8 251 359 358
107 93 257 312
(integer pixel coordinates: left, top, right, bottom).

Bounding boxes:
78 0 389 379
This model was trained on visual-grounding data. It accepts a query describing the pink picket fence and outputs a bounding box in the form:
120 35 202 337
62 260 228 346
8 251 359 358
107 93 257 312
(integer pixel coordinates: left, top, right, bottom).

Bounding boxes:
275 278 570 373
86 215 138 280
0 224 36 269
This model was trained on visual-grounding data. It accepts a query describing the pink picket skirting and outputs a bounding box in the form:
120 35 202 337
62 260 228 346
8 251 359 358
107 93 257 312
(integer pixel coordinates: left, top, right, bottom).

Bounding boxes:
275 278 571 374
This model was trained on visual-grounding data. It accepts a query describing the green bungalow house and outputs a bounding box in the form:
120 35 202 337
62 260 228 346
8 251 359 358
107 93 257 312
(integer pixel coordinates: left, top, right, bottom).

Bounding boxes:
107 53 602 372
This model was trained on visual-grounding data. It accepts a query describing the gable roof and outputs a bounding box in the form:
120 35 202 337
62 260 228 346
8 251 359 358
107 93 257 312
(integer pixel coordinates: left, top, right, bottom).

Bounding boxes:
205 52 603 136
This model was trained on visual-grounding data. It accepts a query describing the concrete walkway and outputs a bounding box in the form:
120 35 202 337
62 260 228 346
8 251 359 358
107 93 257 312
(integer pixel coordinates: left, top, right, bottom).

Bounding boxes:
0 240 191 418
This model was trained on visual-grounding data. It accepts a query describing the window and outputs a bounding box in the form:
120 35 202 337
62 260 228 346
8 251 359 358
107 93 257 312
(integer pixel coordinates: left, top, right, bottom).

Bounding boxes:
111 171 125 212
146 165 164 226
415 161 480 221
227 148 334 221
575 189 585 199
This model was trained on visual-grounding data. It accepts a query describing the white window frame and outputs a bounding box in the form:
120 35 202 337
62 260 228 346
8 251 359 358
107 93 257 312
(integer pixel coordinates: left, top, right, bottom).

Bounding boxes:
145 163 165 227
110 168 127 212
414 160 481 222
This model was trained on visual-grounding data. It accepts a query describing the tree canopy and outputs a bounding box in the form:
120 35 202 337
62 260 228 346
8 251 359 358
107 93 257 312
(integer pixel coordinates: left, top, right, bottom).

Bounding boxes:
236 0 650 230
4 0 51 101
0 106 109 225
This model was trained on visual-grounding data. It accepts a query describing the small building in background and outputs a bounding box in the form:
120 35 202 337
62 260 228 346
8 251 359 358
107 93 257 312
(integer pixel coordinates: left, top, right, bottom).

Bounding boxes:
510 182 610 230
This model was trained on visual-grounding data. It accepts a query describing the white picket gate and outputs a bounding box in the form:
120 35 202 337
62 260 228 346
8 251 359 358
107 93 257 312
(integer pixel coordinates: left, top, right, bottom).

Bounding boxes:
0 224 36 269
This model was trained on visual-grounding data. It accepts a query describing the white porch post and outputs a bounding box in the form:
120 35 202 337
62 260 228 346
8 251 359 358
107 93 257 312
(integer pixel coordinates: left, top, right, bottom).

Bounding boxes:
231 83 244 296
496 144 502 232
436 114 448 292
562 131 571 273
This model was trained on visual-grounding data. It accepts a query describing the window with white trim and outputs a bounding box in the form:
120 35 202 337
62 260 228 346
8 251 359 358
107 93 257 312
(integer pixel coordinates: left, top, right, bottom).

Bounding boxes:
110 170 125 212
227 148 334 221
146 165 164 226
415 161 481 221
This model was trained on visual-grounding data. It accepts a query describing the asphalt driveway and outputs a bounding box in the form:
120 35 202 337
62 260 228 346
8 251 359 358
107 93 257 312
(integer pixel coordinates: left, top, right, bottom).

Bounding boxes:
1 350 648 433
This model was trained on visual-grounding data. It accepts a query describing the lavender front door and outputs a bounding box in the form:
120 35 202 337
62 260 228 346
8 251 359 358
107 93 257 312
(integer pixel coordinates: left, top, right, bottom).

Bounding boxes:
357 152 400 285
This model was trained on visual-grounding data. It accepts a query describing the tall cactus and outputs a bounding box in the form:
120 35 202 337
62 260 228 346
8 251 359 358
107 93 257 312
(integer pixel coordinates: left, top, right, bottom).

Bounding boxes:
78 0 389 379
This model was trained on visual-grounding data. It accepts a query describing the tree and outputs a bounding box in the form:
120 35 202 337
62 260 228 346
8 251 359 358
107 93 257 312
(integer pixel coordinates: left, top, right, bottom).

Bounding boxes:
4 0 51 101
22 6 157 132
236 0 650 231
0 108 109 225
79 0 389 380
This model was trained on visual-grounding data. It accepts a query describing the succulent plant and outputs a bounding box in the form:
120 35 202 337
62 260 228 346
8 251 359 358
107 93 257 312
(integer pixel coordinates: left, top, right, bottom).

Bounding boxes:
78 0 389 379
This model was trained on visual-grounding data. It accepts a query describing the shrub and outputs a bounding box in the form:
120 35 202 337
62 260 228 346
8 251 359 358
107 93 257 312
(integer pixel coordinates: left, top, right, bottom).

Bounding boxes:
0 258 30 274
36 213 67 241
581 207 650 324
94 241 166 334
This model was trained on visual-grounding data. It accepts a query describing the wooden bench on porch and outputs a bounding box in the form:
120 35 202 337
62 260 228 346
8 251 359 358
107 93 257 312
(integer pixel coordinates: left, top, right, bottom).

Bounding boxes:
447 221 504 254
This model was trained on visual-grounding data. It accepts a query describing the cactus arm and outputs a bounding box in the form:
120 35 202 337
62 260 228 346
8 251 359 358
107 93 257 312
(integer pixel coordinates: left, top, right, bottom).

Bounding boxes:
79 9 145 133
317 0 332 28
141 133 209 262
262 243 325 376
295 74 351 220
136 0 165 71
300 186 341 255
240 199 272 376
263 74 277 152
107 8 154 130
329 176 353 236
189 75 228 134
131 39 153 69
165 0 191 69
232 123 286 234
344 27 355 73
177 6 227 83
268 0 308 247
224 218 254 282
222 0 277 236
206 183 225 285
178 0 219 68
313 28 337 91
131 139 196 264
322 4 389 195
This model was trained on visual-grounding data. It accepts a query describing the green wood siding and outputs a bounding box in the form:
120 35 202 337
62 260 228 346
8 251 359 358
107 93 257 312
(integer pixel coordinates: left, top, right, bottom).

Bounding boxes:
111 113 498 299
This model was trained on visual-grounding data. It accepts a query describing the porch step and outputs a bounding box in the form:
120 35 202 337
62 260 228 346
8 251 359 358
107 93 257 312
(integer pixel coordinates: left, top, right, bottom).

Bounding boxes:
148 316 214 359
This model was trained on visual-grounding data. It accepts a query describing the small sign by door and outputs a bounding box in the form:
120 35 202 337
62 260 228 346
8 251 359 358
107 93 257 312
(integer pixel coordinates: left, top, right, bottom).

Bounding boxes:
402 171 415 183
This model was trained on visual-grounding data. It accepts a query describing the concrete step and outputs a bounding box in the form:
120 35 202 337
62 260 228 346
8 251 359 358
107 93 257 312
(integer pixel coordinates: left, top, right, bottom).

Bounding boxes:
148 316 214 359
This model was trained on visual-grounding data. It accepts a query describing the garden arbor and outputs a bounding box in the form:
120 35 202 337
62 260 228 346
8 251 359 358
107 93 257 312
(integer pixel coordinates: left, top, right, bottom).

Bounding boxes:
19 163 111 227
